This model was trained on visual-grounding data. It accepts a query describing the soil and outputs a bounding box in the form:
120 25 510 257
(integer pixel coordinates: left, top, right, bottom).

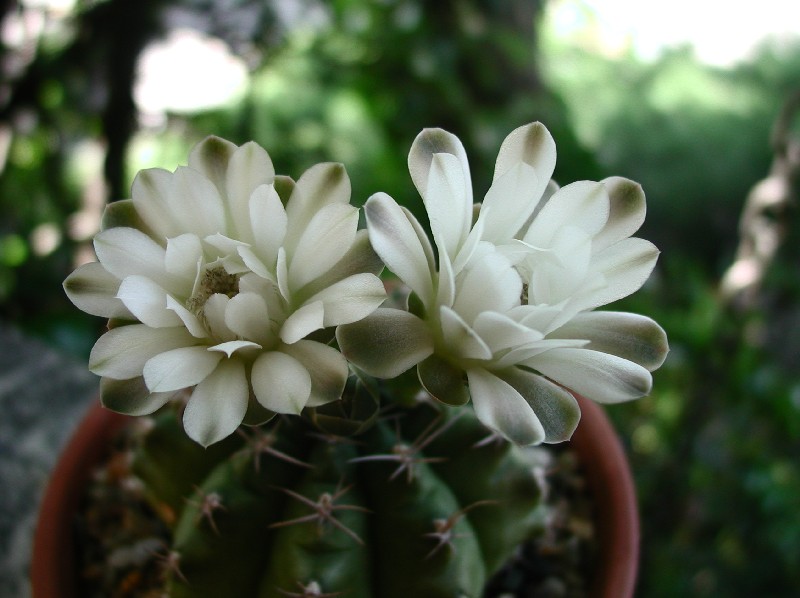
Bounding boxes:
74 424 595 598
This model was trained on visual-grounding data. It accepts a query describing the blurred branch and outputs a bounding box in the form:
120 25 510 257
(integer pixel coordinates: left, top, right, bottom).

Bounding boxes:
720 90 800 310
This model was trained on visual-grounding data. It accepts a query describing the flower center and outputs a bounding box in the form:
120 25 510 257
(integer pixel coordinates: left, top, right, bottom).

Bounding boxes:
187 265 240 314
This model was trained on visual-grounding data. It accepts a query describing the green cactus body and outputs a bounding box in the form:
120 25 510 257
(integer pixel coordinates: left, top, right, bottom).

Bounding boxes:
132 399 545 597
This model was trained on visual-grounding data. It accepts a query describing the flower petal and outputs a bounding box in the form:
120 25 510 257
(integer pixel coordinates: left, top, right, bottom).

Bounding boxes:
594 177 647 251
336 308 434 378
493 122 556 186
365 193 435 308
527 347 652 404
166 295 207 338
188 136 237 195
499 367 580 443
169 166 227 238
424 152 471 258
226 141 275 239
452 250 521 324
479 162 541 242
288 203 358 291
439 306 493 361
472 311 544 354
466 368 545 445
117 275 183 328
208 340 262 357
251 351 312 414
249 183 287 264
100 376 174 416
408 127 472 205
284 162 351 249
523 181 609 247
418 353 469 406
224 291 272 345
304 272 386 327
549 311 669 371
183 358 249 447
203 293 236 341
131 167 182 239
63 262 132 319
94 227 169 286
89 324 197 379
280 300 324 345
143 346 223 392
282 340 348 407
165 234 203 284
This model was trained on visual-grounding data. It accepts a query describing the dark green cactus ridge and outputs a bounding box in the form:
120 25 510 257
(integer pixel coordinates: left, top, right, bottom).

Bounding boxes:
132 379 548 597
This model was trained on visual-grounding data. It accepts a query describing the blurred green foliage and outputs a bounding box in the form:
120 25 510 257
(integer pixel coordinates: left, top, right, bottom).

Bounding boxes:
2 0 800 595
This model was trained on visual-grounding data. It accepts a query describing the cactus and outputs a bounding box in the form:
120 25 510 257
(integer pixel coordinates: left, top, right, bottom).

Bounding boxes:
131 378 549 598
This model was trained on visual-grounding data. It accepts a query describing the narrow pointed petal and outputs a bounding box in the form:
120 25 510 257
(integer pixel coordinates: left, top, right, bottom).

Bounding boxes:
480 162 541 242
594 177 647 251
336 308 434 378
408 127 473 204
100 376 174 416
524 181 609 247
116 275 182 328
208 340 262 357
89 325 197 379
226 141 275 239
280 300 324 344
439 306 492 361
365 193 435 308
304 272 385 327
143 346 223 392
224 291 272 345
203 293 236 341
472 311 544 354
282 340 348 407
452 251 521 324
251 351 312 414
288 203 358 290
527 347 652 404
466 368 545 445
166 295 207 338
500 367 580 443
436 241 455 309
94 227 169 285
550 311 669 371
424 152 471 257
493 122 557 185
183 358 248 447
63 262 132 319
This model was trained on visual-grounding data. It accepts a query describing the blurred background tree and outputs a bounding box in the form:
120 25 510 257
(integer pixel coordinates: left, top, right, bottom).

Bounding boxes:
1 0 799 595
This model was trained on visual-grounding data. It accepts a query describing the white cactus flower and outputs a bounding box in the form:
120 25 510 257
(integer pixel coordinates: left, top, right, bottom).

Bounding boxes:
337 123 668 446
65 136 386 446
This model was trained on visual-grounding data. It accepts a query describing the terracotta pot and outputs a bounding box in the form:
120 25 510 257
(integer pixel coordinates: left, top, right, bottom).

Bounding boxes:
32 397 638 597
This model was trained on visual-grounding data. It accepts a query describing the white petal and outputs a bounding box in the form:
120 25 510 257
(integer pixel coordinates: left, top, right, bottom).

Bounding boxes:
280 300 324 344
480 162 541 242
100 376 174 416
183 359 248 446
249 183 287 264
165 295 207 338
493 338 588 369
472 311 544 354
500 367 580 443
170 166 227 238
284 163 351 250
165 234 203 284
276 247 290 301
63 262 132 319
439 306 492 361
424 152 471 258
282 340 348 407
204 232 247 256
288 203 358 291
365 193 435 308
527 347 652 404
524 181 609 247
251 351 312 414
452 250 521 324
304 273 386 327
336 308 434 378
226 141 275 239
493 122 557 186
143 346 223 392
408 127 472 205
238 245 272 281
94 227 170 286
188 136 238 194
117 275 183 328
549 311 668 371
208 339 262 357
203 293 237 341
436 241 456 309
224 292 272 345
466 368 545 445
89 324 197 379
131 168 181 240
594 177 646 251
